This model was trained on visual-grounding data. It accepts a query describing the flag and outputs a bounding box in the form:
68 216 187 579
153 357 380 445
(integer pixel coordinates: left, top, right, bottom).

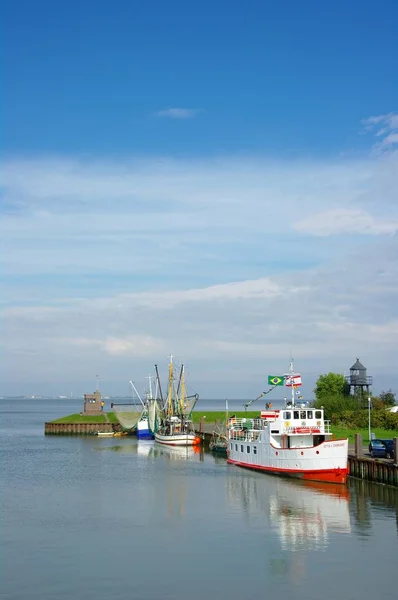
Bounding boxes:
285 374 302 387
268 375 284 386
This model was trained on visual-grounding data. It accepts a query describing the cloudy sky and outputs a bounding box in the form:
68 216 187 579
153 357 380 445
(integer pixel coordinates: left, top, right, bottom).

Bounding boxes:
2 1 397 398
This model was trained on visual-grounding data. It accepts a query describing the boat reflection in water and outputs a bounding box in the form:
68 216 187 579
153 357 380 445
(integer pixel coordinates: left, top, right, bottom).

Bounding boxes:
148 443 202 461
227 472 351 552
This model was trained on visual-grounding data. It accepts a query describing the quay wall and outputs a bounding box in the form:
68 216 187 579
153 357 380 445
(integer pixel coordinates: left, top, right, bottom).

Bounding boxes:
45 422 122 435
348 455 397 487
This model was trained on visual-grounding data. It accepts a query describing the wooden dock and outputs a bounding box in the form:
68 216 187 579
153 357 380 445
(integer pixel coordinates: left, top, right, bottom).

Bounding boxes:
348 454 397 487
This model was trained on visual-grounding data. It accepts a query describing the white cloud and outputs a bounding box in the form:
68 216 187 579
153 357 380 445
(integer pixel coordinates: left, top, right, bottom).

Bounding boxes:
155 108 202 119
362 112 398 152
1 128 398 395
295 208 398 236
69 335 166 356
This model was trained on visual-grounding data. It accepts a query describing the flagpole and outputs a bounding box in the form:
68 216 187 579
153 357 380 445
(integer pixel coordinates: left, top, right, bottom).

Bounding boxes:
291 359 295 408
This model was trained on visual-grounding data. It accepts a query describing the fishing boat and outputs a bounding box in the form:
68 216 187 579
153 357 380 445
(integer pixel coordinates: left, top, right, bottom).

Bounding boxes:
135 376 156 440
153 356 201 447
227 361 348 484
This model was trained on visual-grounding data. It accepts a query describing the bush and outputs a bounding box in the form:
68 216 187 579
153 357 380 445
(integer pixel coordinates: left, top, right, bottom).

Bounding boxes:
333 409 398 430
311 394 398 430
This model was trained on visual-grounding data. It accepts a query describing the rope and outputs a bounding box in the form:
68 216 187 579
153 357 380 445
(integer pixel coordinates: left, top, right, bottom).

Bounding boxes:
243 385 278 410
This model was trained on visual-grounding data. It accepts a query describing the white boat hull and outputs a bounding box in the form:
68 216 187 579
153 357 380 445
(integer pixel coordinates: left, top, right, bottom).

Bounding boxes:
154 432 200 446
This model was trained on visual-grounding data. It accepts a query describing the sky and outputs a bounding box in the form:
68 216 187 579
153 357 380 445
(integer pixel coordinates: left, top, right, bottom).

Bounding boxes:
1 0 397 399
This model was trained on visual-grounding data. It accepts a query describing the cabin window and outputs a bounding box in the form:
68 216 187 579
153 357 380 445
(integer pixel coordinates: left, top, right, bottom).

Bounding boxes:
241 445 244 452
284 411 292 420
300 411 306 419
293 411 300 420
235 444 238 451
230 443 233 450
253 446 257 454
315 410 322 419
247 446 250 453
307 410 313 419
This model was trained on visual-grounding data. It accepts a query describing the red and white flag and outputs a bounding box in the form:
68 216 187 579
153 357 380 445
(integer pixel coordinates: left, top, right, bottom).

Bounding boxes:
285 374 302 387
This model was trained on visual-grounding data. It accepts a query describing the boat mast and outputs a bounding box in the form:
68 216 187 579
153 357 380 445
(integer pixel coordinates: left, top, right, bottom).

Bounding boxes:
166 354 174 416
154 364 164 404
176 364 184 398
178 365 186 415
290 359 295 407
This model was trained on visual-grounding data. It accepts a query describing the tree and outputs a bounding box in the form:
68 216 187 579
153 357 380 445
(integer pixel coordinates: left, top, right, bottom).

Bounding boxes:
379 389 396 407
314 372 349 402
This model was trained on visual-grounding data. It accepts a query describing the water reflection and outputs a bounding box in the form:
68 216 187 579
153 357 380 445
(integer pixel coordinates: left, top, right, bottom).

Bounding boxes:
99 440 204 461
350 478 398 537
227 473 351 552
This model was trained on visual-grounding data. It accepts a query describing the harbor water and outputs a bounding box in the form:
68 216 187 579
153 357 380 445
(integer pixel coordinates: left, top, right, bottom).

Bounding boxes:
1 398 397 600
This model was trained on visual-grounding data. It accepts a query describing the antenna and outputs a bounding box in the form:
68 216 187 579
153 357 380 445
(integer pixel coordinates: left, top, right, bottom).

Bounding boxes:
146 374 153 399
96 374 100 392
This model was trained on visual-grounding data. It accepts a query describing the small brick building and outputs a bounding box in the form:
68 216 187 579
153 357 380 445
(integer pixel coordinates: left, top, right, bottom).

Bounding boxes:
83 390 104 415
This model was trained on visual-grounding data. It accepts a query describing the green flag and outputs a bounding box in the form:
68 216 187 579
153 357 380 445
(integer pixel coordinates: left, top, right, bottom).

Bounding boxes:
268 375 284 386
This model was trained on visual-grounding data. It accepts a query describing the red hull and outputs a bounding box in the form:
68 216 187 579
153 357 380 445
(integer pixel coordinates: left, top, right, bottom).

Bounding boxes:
227 458 348 485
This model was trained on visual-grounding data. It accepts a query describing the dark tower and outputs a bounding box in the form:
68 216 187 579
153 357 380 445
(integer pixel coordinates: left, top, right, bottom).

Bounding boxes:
345 358 372 401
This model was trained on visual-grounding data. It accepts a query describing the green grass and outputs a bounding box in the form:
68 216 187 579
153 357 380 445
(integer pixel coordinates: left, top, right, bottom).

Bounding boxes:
330 426 397 444
107 412 119 423
191 410 259 423
52 413 113 424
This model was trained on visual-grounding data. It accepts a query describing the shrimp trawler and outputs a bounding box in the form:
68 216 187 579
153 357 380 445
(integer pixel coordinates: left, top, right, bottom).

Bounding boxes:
153 356 201 447
135 376 157 440
227 361 349 484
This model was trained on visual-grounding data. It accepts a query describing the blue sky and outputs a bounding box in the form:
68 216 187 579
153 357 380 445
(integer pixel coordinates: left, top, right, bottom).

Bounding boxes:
3 0 397 155
1 0 398 397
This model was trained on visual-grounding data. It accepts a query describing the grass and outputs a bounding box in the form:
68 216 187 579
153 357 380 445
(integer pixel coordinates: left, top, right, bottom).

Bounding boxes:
191 410 259 423
330 426 397 444
107 412 119 423
52 413 114 424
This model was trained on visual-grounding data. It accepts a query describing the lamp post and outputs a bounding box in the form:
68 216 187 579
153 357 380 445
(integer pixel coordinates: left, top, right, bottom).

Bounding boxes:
368 396 372 442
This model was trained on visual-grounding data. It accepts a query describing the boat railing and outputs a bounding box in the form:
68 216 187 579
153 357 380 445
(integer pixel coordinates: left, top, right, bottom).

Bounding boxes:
228 418 248 429
283 421 332 435
228 417 264 430
229 429 260 442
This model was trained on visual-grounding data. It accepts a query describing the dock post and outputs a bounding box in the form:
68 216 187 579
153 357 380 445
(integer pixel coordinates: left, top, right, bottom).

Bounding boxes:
354 433 363 457
200 417 204 434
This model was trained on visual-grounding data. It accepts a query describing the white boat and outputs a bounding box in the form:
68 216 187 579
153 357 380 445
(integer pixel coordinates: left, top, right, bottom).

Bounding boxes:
96 431 114 437
136 376 156 440
152 356 201 447
155 429 199 446
227 361 348 485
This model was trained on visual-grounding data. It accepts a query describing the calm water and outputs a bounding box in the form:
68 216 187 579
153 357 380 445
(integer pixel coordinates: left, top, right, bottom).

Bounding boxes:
1 399 397 600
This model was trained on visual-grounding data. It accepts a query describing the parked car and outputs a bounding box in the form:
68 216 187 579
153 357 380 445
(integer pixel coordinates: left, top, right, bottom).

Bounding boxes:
368 439 387 458
380 439 395 460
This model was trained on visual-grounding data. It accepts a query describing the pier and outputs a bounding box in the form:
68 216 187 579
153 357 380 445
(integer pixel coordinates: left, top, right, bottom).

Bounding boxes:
45 421 122 435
